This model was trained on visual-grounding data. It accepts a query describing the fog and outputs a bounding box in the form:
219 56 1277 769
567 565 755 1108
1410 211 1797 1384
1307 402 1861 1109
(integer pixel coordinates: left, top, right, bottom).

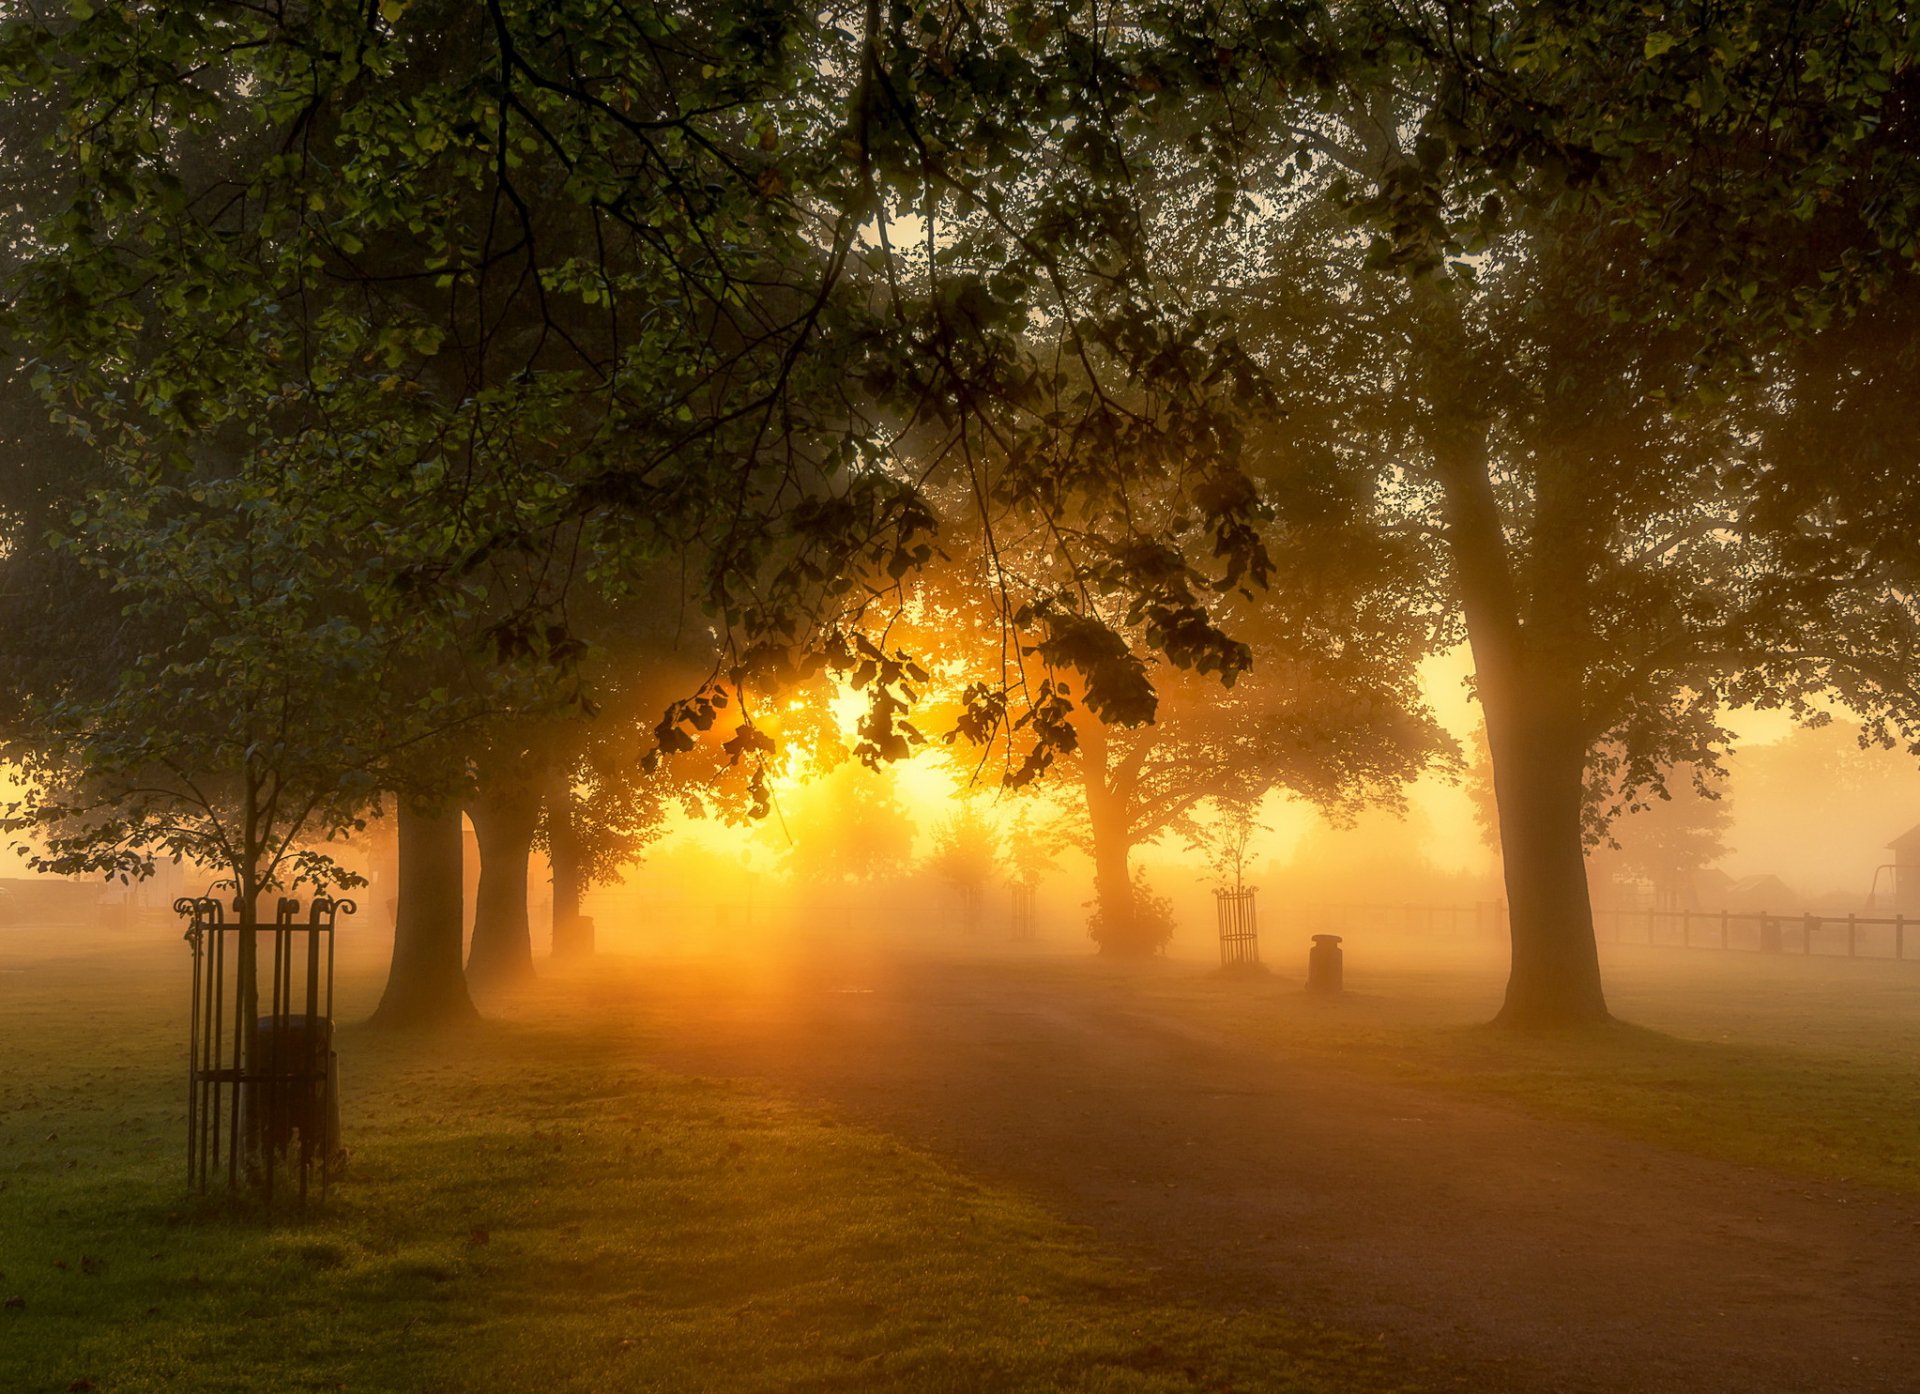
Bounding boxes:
9 696 1913 978
530 679 1920 970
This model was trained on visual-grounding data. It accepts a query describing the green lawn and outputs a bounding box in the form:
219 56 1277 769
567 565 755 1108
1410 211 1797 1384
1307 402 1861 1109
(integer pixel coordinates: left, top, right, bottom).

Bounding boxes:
1057 936 1920 1193
0 931 1415 1394
11 921 1914 1394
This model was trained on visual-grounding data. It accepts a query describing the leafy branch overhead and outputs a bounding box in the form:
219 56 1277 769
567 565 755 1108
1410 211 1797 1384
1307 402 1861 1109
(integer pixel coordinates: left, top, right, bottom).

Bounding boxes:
0 0 1298 795
6 0 1920 1029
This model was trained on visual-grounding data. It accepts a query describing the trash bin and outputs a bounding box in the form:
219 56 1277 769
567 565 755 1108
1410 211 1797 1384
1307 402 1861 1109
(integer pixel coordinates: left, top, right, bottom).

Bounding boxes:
247 1015 340 1164
1306 934 1344 994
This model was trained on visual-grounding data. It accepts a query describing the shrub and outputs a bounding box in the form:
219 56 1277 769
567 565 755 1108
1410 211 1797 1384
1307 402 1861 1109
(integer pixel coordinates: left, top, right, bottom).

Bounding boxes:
1087 868 1176 956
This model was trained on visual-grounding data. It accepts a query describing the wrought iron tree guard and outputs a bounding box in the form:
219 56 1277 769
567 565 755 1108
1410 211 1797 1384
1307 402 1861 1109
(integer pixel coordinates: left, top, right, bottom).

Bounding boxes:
180 893 352 1209
1010 884 1036 941
1215 887 1260 968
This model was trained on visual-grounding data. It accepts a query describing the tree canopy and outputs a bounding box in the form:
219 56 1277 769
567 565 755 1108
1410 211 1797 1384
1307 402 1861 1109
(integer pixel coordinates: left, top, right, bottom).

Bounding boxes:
5 0 1920 1027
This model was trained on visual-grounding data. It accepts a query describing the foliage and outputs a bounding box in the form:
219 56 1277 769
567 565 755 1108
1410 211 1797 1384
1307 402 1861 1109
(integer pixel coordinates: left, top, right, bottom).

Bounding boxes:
765 761 916 887
1086 867 1176 956
0 0 1302 793
0 448 472 899
1188 798 1268 896
926 801 1001 922
1080 660 1448 852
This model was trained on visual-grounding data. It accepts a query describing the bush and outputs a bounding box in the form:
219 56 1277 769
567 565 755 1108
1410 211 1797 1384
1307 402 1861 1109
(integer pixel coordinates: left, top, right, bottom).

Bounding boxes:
1087 868 1176 956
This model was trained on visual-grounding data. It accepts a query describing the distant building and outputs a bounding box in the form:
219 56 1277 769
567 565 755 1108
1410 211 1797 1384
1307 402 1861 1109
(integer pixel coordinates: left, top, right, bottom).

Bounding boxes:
1692 868 1737 908
1718 873 1799 912
1881 823 1920 912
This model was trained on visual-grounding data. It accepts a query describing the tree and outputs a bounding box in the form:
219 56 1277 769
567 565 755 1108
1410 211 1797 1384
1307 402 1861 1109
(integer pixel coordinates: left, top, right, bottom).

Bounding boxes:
538 759 668 962
1087 867 1180 957
537 708 675 962
1587 774 1732 912
1305 2 1920 1023
371 795 478 1028
892 447 1448 958
1189 799 1266 897
0 446 422 1051
1003 805 1063 893
765 760 917 889
463 732 545 991
1067 655 1444 957
1154 15 1912 1020
534 570 707 961
926 801 1001 931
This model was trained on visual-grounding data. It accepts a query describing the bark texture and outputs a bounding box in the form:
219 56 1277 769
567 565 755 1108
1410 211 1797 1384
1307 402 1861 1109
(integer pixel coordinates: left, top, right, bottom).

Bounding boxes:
370 800 479 1028
1431 367 1610 1028
544 775 593 959
465 781 539 990
1081 717 1163 957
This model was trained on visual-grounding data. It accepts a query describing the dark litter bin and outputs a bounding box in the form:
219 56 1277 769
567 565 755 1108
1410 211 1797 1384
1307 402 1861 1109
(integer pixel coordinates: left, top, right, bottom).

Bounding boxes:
1306 934 1344 994
248 1014 341 1164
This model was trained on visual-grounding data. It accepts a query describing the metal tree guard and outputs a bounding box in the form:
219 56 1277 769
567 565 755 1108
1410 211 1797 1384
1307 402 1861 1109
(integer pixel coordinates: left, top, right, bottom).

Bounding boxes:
1010 883 1036 941
181 893 352 1209
1215 887 1260 968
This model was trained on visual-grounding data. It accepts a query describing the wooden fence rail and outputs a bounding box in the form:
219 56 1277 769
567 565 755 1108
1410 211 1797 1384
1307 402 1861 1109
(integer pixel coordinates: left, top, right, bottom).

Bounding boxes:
1592 906 1909 960
1296 902 1913 962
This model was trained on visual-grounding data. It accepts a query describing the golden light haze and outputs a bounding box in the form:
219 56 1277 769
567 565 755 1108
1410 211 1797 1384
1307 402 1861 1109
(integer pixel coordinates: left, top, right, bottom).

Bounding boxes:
552 646 1920 961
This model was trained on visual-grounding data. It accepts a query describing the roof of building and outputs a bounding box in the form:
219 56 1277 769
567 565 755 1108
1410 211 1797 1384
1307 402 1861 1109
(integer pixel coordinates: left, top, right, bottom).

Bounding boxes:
1887 822 1920 853
1728 874 1795 897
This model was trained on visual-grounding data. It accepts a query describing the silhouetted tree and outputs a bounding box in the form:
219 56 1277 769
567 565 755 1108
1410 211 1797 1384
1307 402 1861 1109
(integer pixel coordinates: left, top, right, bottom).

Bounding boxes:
372 795 478 1029
1588 776 1732 913
1003 805 1064 893
464 734 544 992
1066 658 1444 957
927 802 1001 931
1189 799 1266 897
768 761 916 890
1308 3 1920 1023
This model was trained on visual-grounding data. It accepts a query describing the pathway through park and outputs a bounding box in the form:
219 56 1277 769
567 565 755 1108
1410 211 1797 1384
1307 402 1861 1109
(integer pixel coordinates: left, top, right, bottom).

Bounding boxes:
612 948 1920 1394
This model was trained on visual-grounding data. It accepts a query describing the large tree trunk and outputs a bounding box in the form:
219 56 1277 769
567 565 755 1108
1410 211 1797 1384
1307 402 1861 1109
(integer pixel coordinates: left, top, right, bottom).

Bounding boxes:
1081 718 1156 957
544 774 592 959
1089 807 1144 954
465 782 539 990
1431 363 1610 1028
1481 687 1610 1027
371 800 479 1028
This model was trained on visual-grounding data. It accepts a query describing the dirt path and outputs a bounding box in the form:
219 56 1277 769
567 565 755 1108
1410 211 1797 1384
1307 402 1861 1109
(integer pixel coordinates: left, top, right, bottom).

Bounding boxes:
606 949 1920 1394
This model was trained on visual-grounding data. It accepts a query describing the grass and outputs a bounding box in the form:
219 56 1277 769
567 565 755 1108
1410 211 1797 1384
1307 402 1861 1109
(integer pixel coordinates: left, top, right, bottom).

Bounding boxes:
0 929 1420 1394
13 917 1916 1393
1040 935 1920 1193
